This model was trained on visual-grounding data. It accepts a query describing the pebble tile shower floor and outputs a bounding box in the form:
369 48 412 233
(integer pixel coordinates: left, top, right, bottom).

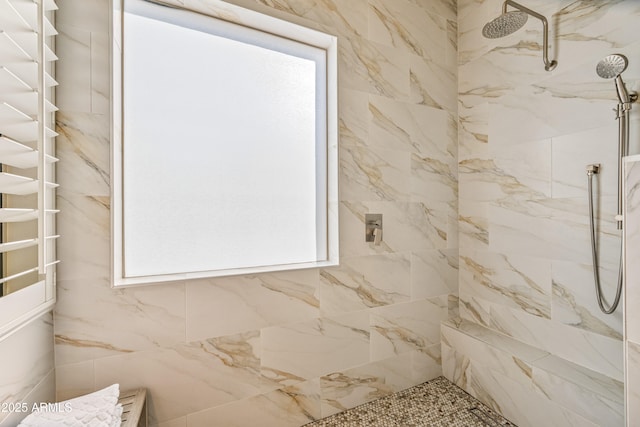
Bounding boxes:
304 376 518 427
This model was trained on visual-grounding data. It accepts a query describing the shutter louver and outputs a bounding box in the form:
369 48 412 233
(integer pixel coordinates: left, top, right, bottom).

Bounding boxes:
0 0 57 326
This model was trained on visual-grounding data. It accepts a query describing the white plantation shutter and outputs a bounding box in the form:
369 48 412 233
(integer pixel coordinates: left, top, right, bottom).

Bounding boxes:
0 0 58 337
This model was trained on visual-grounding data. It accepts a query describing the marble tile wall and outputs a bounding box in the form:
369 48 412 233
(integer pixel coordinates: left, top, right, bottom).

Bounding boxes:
441 319 623 427
53 0 458 425
457 0 640 398
0 313 55 426
625 157 640 426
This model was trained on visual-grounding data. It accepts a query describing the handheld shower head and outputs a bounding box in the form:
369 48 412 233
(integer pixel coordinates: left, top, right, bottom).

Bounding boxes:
482 0 557 71
596 54 632 105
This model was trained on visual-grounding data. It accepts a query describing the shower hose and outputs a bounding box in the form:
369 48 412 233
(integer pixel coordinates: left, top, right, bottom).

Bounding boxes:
587 170 623 314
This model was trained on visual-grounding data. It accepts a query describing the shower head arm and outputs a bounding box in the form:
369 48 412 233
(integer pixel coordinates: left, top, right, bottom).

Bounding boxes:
502 0 557 71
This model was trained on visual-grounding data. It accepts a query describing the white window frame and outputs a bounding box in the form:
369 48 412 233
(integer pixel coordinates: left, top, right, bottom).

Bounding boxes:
111 0 339 286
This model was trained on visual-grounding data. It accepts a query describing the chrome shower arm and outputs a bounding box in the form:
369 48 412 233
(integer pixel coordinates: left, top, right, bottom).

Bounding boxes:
502 0 557 71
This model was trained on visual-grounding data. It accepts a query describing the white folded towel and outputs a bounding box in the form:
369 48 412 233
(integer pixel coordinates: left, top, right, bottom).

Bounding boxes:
18 384 123 427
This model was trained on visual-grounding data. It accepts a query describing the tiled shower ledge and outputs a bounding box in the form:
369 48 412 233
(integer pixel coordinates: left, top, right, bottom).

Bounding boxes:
304 376 517 427
441 318 624 426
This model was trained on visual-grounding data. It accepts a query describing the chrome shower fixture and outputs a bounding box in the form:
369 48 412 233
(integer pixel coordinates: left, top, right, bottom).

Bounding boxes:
482 0 557 71
586 53 638 314
596 54 637 107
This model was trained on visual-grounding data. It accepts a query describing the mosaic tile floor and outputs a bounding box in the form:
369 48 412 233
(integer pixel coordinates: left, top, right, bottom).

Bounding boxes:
304 376 518 427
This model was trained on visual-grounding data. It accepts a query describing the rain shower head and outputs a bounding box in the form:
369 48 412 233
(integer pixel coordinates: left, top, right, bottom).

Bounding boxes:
482 0 557 71
597 54 632 105
482 11 528 38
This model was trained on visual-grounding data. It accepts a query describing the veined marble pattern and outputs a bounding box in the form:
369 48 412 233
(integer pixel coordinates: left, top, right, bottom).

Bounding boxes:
410 53 457 112
319 353 412 418
338 35 410 99
441 320 615 427
0 313 54 425
626 158 640 427
185 379 321 427
551 123 619 199
55 277 186 365
319 253 411 315
459 251 551 319
368 95 455 157
489 305 623 381
411 249 458 300
56 112 110 196
94 330 280 424
626 158 640 344
185 270 320 342
368 0 445 60
370 297 447 361
260 312 370 381
551 260 622 339
531 355 624 426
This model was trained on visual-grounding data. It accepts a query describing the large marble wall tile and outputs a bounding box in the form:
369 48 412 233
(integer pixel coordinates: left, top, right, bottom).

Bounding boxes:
409 53 457 112
412 343 442 384
319 253 410 315
56 112 110 197
411 249 457 299
490 138 552 198
56 195 110 281
95 331 277 424
247 0 368 39
551 260 622 339
319 353 412 418
441 340 470 390
0 372 55 427
156 418 186 427
442 320 546 386
488 85 615 148
55 278 186 365
261 312 370 381
369 95 455 157
532 354 624 420
488 199 554 259
489 305 623 381
468 362 599 427
626 158 640 344
456 0 491 66
411 153 457 207
338 88 370 148
458 100 488 161
90 31 110 114
551 124 619 199
628 340 640 425
458 293 492 327
370 297 447 361
338 35 410 99
532 366 623 426
556 2 640 69
55 360 95 401
459 251 552 319
0 313 54 424
186 270 319 342
368 0 445 60
339 144 411 202
55 27 92 113
186 379 320 427
458 199 489 254
339 201 451 256
544 197 621 269
56 0 109 114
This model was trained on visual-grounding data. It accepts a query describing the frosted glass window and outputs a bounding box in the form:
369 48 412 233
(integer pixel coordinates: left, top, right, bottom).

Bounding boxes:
112 0 338 285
